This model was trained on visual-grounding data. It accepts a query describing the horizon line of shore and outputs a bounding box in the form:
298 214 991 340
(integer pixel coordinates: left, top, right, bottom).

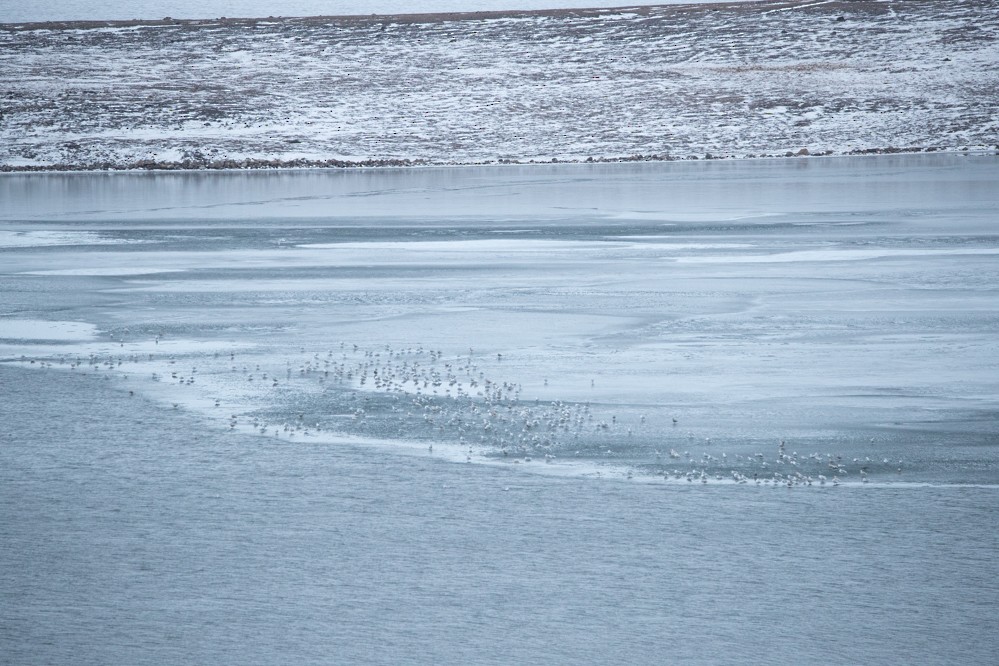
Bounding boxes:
3 144 997 173
0 1 808 31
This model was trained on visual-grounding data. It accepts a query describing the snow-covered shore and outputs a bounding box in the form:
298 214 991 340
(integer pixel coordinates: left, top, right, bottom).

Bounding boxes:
2 0 997 171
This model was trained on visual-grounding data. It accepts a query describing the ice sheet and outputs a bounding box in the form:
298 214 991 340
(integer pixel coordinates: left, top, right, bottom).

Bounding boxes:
2 155 998 487
0 319 98 341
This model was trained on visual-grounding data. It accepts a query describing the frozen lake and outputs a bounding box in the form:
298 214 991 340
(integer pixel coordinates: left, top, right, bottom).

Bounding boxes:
2 155 999 663
2 0 761 23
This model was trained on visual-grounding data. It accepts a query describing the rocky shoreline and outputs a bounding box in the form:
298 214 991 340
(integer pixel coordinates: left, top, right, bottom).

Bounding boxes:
3 0 998 172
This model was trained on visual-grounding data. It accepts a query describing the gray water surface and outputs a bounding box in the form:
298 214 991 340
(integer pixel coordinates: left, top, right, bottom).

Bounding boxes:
2 155 999 664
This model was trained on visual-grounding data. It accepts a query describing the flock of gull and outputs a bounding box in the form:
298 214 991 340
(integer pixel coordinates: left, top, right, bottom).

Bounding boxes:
16 338 905 487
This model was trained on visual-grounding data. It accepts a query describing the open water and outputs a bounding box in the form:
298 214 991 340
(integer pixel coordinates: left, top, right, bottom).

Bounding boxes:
2 155 998 664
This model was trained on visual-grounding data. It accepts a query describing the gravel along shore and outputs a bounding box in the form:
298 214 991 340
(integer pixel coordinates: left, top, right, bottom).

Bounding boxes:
2 0 998 171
